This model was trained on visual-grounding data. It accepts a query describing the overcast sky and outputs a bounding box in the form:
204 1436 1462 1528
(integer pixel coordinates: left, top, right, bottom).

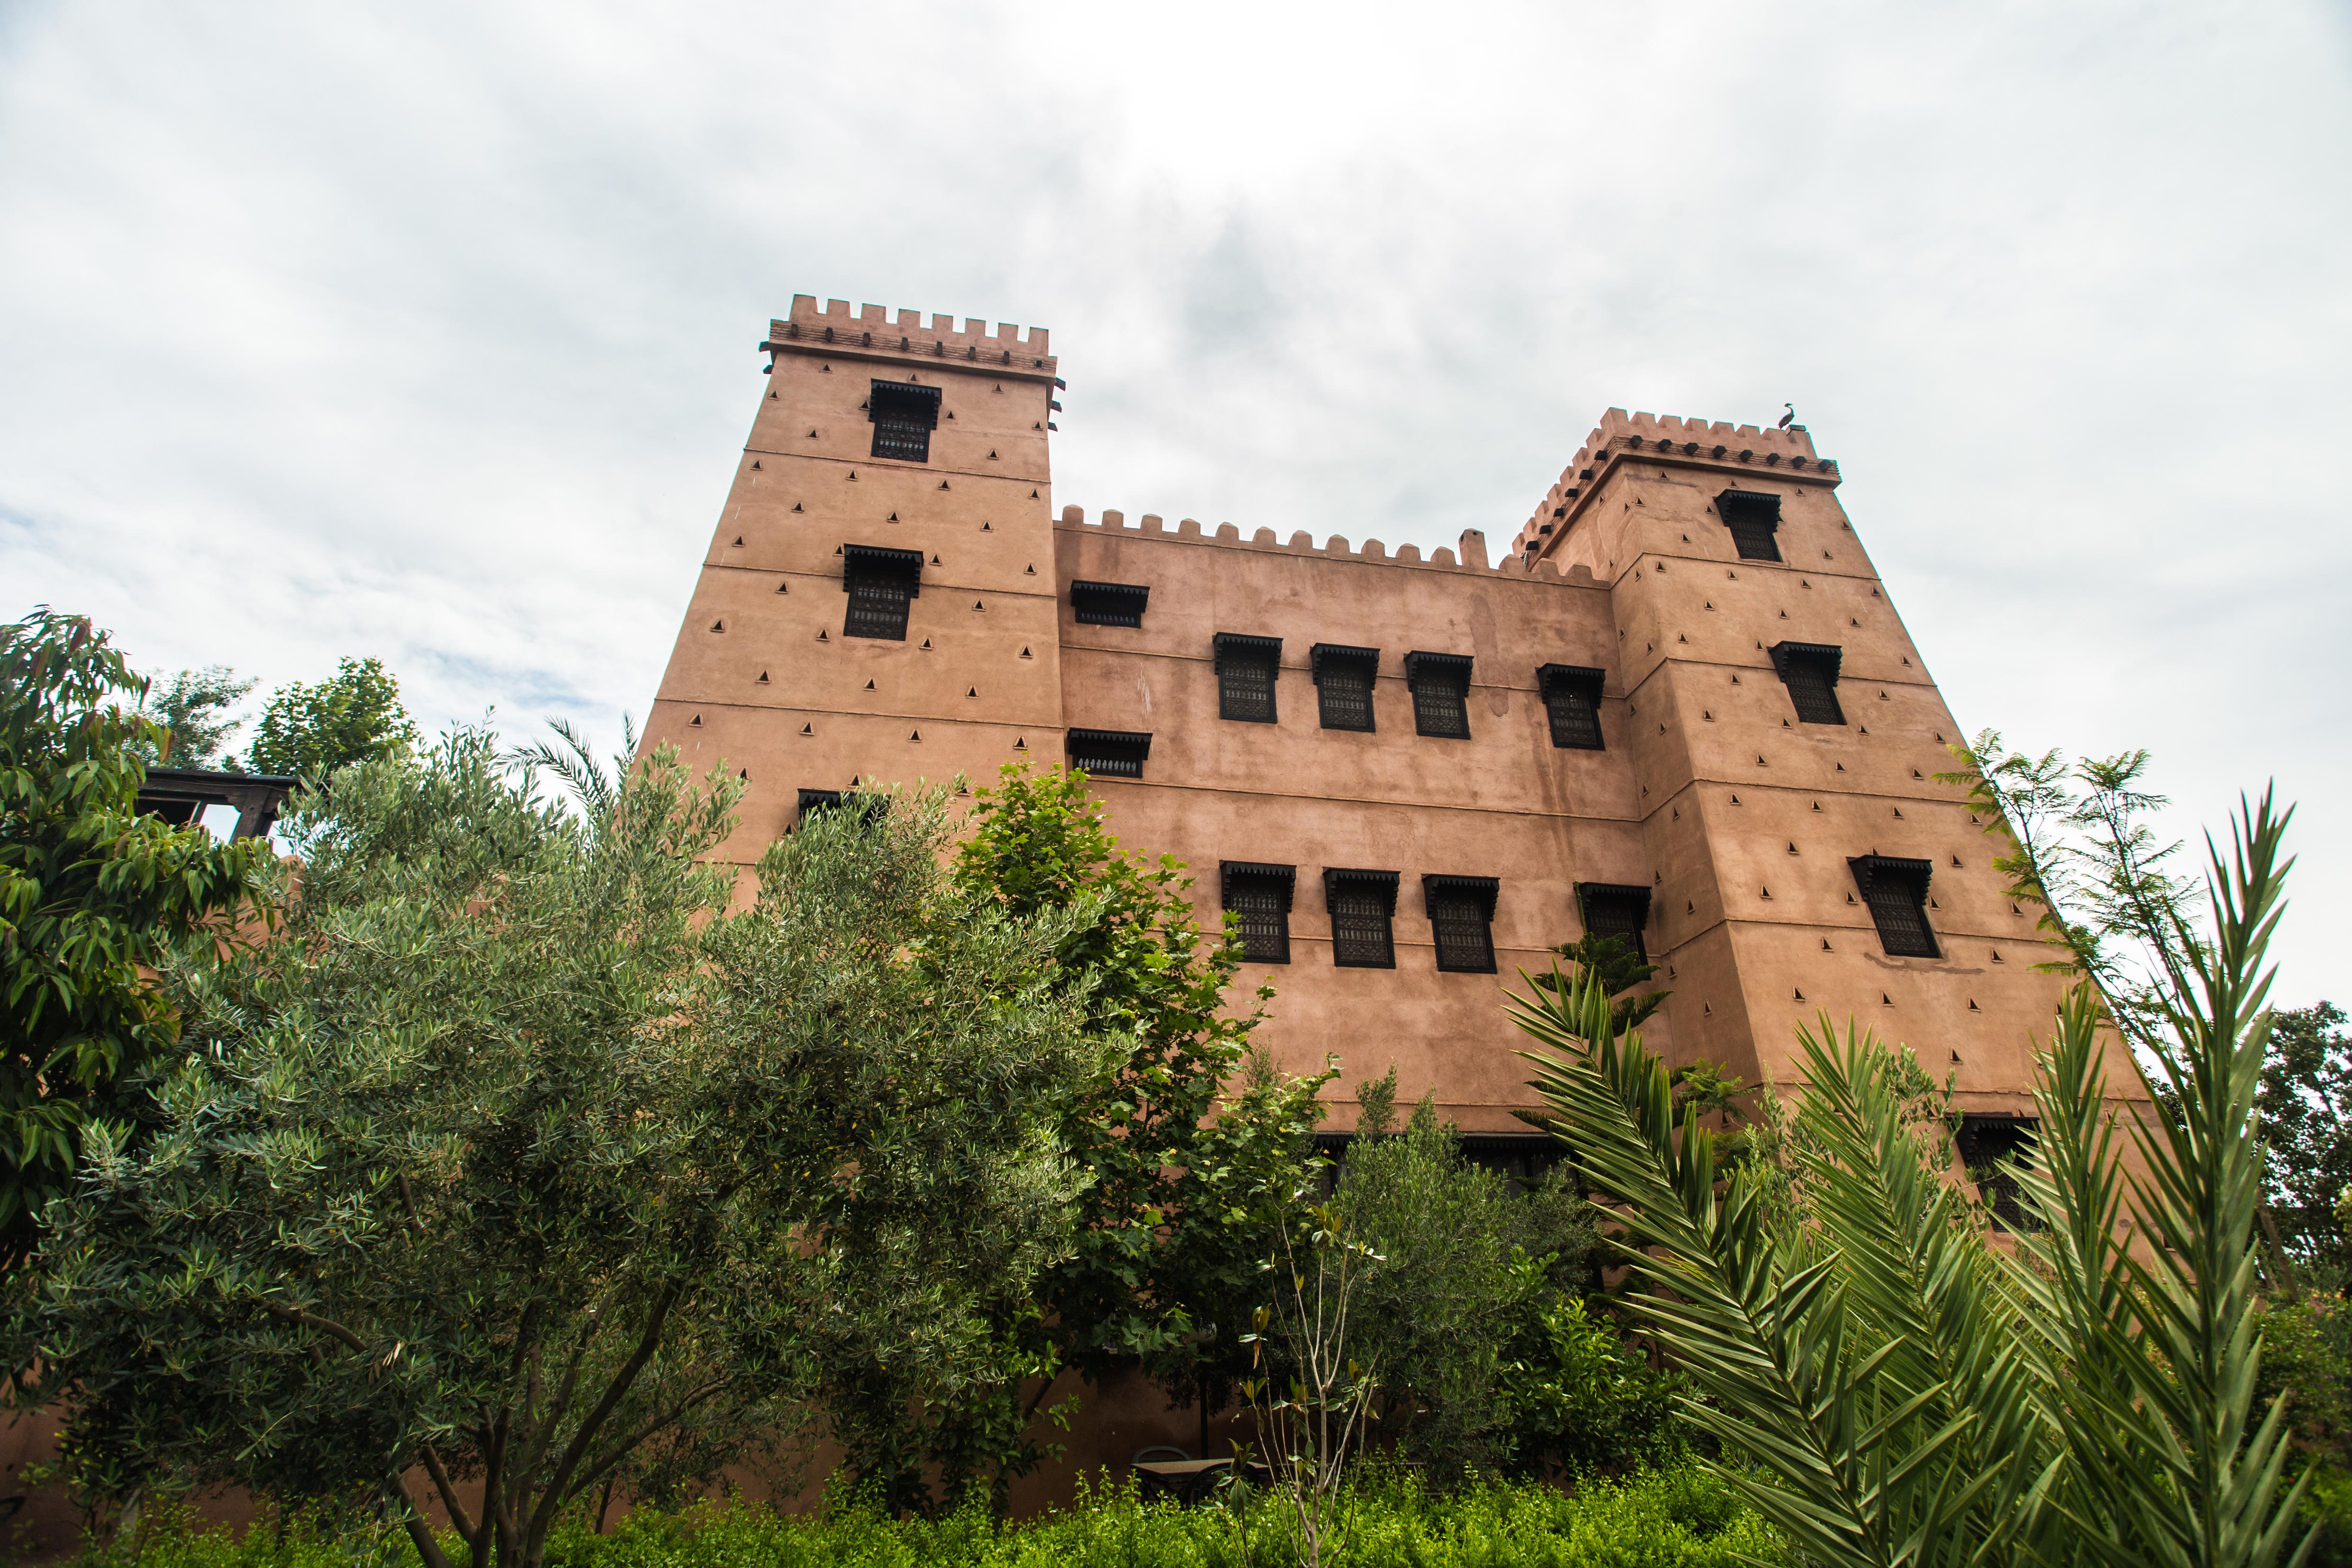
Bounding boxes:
3 2 2346 1003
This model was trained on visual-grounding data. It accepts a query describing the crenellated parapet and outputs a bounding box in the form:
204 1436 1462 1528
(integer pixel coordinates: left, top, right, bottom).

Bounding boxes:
1056 506 1600 585
1510 409 1842 563
763 295 1058 381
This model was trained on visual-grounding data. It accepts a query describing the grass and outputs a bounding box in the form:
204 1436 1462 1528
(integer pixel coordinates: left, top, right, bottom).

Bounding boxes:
91 1465 1783 1568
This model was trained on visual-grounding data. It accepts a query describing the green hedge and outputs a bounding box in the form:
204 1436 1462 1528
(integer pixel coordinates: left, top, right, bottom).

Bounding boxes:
99 1467 1783 1568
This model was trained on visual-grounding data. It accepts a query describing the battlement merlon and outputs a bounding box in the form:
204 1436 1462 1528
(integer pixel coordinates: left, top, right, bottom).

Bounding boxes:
1510 408 1841 565
762 296 1059 383
1056 506 1597 585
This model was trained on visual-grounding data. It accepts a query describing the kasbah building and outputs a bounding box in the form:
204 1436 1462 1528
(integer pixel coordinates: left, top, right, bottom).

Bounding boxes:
639 294 2148 1481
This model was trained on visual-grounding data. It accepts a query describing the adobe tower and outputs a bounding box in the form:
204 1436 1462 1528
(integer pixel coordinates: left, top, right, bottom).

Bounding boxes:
642 295 2136 1164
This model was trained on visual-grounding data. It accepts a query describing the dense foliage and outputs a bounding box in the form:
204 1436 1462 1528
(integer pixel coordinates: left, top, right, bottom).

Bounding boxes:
242 656 418 779
1331 1082 1671 1483
0 610 262 1272
132 667 257 769
807 763 1328 1513
2258 1002 2352 1235
1513 793 2311 1568
87 1466 1782 1568
9 735 1114 1568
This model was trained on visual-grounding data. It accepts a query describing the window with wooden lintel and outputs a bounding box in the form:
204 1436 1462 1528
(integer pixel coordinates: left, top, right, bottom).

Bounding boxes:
1215 633 1281 723
1769 641 1846 725
1717 489 1783 562
1849 854 1939 958
1222 861 1295 964
1425 874 1500 973
1537 664 1605 749
1067 728 1152 779
1071 580 1150 627
1404 651 1473 739
1311 644 1379 732
1325 868 1399 969
841 543 923 640
1956 1115 2040 1231
1576 882 1653 965
868 379 941 462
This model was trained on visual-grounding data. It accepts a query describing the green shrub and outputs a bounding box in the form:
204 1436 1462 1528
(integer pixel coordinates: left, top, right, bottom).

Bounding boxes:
82 1466 1783 1568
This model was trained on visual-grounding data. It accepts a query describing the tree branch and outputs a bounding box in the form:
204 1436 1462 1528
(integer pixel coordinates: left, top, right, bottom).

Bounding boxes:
521 1290 611 1480
526 1285 677 1547
418 1444 476 1543
389 1474 458 1568
571 1375 736 1496
259 1301 368 1354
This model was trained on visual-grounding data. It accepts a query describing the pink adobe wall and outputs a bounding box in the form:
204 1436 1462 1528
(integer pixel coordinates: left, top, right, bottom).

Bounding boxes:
1051 509 1663 1129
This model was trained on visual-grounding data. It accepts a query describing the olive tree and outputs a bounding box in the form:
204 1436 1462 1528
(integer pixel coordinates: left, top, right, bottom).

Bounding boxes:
13 728 1113 1568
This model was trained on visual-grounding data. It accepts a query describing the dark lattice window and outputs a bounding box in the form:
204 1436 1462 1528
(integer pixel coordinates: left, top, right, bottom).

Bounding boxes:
841 543 923 640
1067 728 1152 779
1956 1116 2040 1231
1071 580 1150 627
1222 862 1294 964
796 789 843 823
1850 855 1939 958
1537 664 1605 750
1215 633 1281 723
1325 869 1399 969
1718 489 1783 562
1425 875 1499 973
1769 642 1846 725
1311 644 1379 732
1576 883 1653 965
1404 651 1473 739
868 379 941 462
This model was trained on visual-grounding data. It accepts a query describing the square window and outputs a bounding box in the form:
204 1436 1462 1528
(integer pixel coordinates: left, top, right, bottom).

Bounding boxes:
1537 664 1605 750
1071 580 1150 627
841 543 924 640
1067 728 1152 779
1325 869 1399 968
1404 651 1473 739
1425 875 1499 973
1222 861 1294 964
1717 489 1783 562
1770 642 1846 725
868 379 941 463
1575 882 1653 965
1956 1116 2039 1231
1215 633 1281 723
1311 644 1379 732
796 788 843 823
1850 855 1939 958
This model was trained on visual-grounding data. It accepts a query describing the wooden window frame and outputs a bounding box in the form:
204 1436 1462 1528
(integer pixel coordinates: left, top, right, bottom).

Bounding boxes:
1215 633 1282 724
1221 861 1295 965
1537 664 1606 750
1424 874 1500 973
1324 868 1400 969
1311 643 1380 732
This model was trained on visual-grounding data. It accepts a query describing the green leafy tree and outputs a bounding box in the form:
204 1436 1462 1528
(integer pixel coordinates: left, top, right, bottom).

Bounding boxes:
242 656 419 779
1540 932 1669 1029
1939 733 2206 1057
133 666 256 768
1332 1080 1620 1483
820 763 1325 1512
10 730 1111 1568
2257 1002 2352 1233
0 610 261 1273
1510 792 2311 1568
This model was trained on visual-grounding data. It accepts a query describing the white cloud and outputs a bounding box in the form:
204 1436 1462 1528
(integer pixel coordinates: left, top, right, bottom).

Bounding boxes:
2 0 2346 998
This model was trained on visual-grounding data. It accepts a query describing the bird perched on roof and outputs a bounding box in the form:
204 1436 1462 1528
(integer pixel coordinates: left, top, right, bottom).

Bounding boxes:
1778 403 1796 429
